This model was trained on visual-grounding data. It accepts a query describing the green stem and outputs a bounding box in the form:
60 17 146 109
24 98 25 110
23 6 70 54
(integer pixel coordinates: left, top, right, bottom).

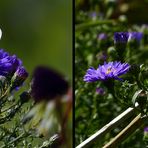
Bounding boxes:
1 133 26 148
75 20 116 31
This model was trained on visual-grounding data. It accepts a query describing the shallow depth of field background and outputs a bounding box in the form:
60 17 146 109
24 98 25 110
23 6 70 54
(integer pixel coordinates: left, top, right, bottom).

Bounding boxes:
0 0 72 80
75 0 148 147
0 1 72 147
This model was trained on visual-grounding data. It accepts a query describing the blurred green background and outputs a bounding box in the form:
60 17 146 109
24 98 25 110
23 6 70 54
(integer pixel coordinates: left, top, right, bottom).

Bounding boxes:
0 0 72 80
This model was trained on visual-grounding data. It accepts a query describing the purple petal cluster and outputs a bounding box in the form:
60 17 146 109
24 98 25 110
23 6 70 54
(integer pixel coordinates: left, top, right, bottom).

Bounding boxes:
114 32 143 44
128 32 143 42
114 32 129 43
0 49 22 77
84 61 130 82
15 66 28 79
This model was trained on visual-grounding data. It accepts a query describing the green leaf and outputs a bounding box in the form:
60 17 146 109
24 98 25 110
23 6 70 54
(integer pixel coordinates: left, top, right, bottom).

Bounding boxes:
132 90 143 105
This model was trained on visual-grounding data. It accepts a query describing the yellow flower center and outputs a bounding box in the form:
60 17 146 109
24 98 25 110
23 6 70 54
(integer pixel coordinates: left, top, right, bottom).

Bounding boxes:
106 68 112 74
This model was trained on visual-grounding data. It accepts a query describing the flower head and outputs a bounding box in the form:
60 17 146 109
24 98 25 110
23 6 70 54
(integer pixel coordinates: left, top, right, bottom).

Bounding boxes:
30 66 69 102
98 33 107 40
114 32 129 44
0 49 22 77
15 66 28 79
128 32 143 42
84 61 130 82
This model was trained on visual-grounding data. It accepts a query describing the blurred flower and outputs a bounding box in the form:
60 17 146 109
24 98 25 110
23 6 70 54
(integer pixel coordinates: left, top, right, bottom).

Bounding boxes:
30 66 69 102
89 12 97 20
114 32 129 44
128 32 143 42
144 126 148 142
98 33 107 40
84 61 130 82
89 12 97 18
96 51 107 62
144 127 148 132
0 49 22 77
96 87 105 95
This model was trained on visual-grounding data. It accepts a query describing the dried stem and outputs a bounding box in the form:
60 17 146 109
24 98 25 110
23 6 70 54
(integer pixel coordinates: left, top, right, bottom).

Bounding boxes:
103 113 146 148
76 104 139 148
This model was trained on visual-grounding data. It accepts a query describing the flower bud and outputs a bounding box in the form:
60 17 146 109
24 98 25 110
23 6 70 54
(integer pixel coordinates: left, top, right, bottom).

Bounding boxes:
114 32 129 61
128 32 143 49
96 87 105 95
128 32 143 43
114 32 129 44
11 66 28 91
98 33 107 41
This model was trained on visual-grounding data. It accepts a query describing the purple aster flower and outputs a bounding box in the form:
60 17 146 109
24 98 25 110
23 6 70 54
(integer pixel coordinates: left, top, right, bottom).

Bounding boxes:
128 32 143 42
84 61 130 82
0 49 22 77
114 32 129 44
30 66 69 102
98 33 107 40
96 87 105 95
144 127 148 132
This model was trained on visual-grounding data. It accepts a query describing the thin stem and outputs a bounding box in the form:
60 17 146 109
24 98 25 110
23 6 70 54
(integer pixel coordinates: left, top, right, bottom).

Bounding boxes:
76 105 139 148
103 114 146 148
1 133 25 148
1 103 17 113
75 20 116 31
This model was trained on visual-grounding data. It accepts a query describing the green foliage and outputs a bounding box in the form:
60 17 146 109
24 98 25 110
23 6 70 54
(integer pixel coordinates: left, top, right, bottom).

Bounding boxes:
75 0 148 147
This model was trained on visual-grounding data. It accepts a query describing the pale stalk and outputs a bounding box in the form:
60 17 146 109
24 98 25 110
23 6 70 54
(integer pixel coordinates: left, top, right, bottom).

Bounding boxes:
76 104 139 148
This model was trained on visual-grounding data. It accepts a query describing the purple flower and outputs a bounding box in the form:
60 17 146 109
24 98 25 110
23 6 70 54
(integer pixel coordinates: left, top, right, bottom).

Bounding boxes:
15 66 28 79
0 49 22 77
128 32 143 42
144 127 148 132
96 87 105 95
30 66 69 102
84 61 130 82
89 12 97 19
98 33 107 40
114 32 129 43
